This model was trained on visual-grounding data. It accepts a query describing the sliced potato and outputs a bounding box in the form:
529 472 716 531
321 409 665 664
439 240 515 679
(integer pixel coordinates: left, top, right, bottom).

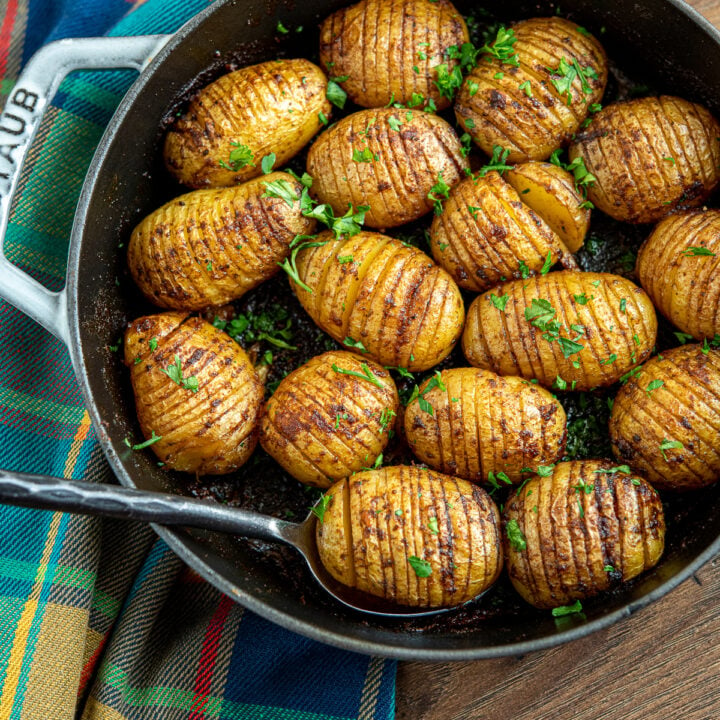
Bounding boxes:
503 460 665 609
316 466 503 607
128 173 316 310
404 368 567 483
462 271 657 390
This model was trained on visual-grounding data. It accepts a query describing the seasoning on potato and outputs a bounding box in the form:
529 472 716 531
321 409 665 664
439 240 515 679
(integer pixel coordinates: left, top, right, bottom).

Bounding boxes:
404 368 567 484
636 209 720 340
455 18 607 163
164 58 330 188
503 460 665 609
124 312 263 474
306 108 469 228
290 230 465 371
609 344 720 491
128 173 316 311
429 168 577 292
569 96 720 223
316 465 503 608
462 271 657 391
319 0 469 110
259 351 399 488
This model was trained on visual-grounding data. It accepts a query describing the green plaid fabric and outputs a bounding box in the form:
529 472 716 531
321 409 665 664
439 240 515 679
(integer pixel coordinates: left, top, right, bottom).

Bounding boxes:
0 1 397 718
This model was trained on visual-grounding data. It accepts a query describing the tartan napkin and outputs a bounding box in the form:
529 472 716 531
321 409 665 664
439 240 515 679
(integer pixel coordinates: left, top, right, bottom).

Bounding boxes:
0 1 397 718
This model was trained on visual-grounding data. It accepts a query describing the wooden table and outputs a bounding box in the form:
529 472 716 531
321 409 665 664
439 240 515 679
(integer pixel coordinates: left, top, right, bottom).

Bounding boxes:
395 2 720 717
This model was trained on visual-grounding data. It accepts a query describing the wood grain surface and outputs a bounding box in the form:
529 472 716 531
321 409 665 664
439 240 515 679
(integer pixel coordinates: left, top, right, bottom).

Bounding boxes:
394 2 720 717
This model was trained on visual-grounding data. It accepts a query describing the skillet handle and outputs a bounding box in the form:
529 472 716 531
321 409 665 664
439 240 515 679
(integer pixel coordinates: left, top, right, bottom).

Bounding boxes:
0 35 169 345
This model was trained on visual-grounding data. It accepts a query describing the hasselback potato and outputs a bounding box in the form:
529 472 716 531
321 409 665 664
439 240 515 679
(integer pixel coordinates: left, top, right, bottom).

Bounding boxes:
636 210 720 340
259 351 399 488
569 96 720 223
164 58 330 188
306 108 469 228
128 173 316 310
610 345 720 491
316 465 503 607
292 230 465 371
404 368 566 483
503 460 665 609
455 17 607 162
462 271 657 390
319 0 469 110
429 170 575 292
124 312 263 474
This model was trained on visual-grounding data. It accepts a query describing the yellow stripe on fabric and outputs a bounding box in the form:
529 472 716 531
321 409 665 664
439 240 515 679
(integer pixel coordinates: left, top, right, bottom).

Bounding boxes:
20 603 88 720
63 411 91 477
0 513 63 720
0 387 86 426
81 697 126 720
80 629 104 680
357 657 384 720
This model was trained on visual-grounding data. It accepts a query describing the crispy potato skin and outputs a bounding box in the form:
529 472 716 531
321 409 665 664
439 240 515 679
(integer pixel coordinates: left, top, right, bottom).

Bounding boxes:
505 162 589 253
319 0 468 110
429 170 573 292
455 18 607 163
636 210 720 340
259 351 399 488
569 96 720 223
306 108 469 228
292 230 465 371
316 466 503 607
462 271 657 390
124 313 263 474
610 345 720 491
164 59 330 188
404 368 567 483
503 460 665 609
128 173 316 311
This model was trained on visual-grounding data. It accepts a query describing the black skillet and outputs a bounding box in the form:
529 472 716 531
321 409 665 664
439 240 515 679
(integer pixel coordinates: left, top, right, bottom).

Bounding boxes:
0 0 719 660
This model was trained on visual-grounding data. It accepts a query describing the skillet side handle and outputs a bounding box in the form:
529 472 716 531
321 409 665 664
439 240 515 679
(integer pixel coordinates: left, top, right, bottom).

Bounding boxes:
0 35 170 346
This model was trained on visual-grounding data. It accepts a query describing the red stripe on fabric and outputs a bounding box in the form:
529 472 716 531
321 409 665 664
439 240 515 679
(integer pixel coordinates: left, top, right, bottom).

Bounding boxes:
188 596 233 719
77 635 109 698
0 0 18 80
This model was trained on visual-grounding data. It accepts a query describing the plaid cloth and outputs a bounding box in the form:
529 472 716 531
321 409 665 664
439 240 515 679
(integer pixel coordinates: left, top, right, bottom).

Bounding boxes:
0 1 397 718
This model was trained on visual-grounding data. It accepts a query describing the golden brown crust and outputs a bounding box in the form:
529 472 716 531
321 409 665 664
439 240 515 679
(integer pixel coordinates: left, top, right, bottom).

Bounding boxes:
292 230 465 371
404 367 567 483
316 465 503 607
124 312 263 474
455 17 607 162
259 351 399 488
461 270 657 390
503 460 665 608
319 0 469 110
609 345 720 491
164 59 330 188
569 96 720 223
306 108 469 228
128 173 316 310
636 209 720 340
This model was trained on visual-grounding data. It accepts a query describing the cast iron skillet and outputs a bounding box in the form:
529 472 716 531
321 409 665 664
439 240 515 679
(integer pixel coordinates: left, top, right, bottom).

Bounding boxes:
1 0 720 661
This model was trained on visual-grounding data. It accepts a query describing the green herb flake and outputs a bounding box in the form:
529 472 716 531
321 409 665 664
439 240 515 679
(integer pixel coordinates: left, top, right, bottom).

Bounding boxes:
263 178 299 208
332 362 384 388
506 518 527 551
343 337 368 353
427 517 439 535
127 430 162 451
219 141 255 172
551 600 583 617
427 172 451 214
479 26 520 67
161 355 199 393
476 145 514 178
148 337 158 352
312 494 331 523
540 250 553 275
660 438 684 461
408 555 432 577
326 75 349 108
489 293 509 312
646 379 664 396
261 152 276 174
682 246 716 257
594 465 631 475
352 147 375 163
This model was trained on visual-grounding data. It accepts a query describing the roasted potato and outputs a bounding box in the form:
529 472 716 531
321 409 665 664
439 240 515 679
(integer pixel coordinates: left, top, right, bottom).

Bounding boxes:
291 230 465 371
404 368 567 483
259 351 399 488
164 59 330 188
124 312 263 474
316 465 503 607
503 460 665 609
319 0 469 110
609 345 720 491
306 108 469 228
128 173 316 311
636 210 720 340
462 271 657 390
569 96 720 223
455 18 607 163
429 170 575 292
505 161 590 253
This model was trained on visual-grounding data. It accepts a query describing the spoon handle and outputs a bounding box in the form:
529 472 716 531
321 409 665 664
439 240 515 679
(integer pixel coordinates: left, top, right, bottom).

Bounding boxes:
0 469 297 544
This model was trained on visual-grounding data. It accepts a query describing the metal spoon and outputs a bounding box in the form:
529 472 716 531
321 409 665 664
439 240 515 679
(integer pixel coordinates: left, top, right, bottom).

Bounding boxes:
0 469 450 618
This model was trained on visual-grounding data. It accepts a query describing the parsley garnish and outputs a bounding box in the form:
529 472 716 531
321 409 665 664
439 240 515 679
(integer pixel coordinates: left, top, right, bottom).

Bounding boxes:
343 337 368 353
352 147 374 163
326 75 349 108
548 57 598 105
489 293 509 311
312 494 331 523
263 178 299 208
506 518 527 551
148 337 158 352
646 379 664 396
161 355 199 393
551 600 583 617
124 430 162 451
660 438 683 461
261 152 276 174
408 555 432 577
476 145 514 178
479 26 519 67
427 172 451 215
682 246 716 257
594 465 631 475
278 234 329 293
332 362 384 388
219 141 255 172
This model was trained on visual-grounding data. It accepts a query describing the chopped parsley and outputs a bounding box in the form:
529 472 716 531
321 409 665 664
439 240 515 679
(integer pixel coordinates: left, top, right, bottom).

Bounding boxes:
506 518 527 551
331 362 384 388
646 379 664 396
219 141 255 172
682 246 716 257
408 555 432 577
551 600 583 617
343 337 368 353
326 75 349 108
548 57 598 105
475 145 514 178
660 438 684 461
489 293 509 312
479 26 519 67
124 430 162 451
260 152 276 174
161 355 199 393
312 494 331 523
427 172 451 214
